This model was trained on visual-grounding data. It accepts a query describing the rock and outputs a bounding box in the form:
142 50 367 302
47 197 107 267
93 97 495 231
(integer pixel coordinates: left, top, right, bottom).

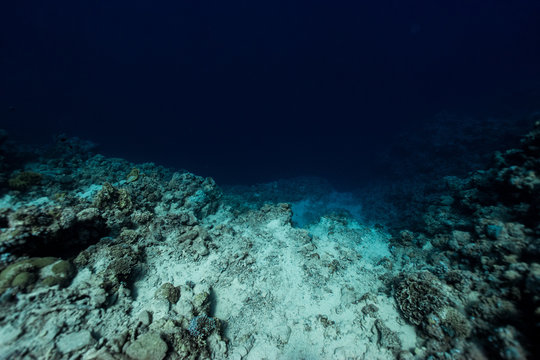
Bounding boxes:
41 259 76 287
274 325 291 344
486 224 503 240
125 332 168 360
0 324 23 345
192 284 211 314
192 237 209 256
40 317 63 342
80 348 117 360
90 287 108 307
362 304 379 316
450 230 471 249
503 269 522 282
138 311 152 326
375 319 401 355
155 283 180 304
148 298 171 320
56 330 94 354
76 208 101 222
525 263 540 294
340 286 357 304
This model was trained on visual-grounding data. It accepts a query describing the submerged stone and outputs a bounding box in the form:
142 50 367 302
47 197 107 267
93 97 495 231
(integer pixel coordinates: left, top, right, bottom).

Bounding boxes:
155 282 180 304
125 332 168 360
56 330 94 354
486 224 503 240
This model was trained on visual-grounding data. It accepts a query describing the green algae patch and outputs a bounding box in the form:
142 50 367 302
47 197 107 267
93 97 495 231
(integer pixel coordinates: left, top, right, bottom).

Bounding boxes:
11 271 36 288
8 171 43 190
40 259 75 288
43 259 76 287
126 168 140 183
29 257 58 268
41 275 64 287
0 257 76 295
0 260 35 293
51 260 74 276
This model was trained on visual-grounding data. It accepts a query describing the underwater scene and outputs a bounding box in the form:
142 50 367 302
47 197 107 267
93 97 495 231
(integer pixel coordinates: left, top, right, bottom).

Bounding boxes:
1 1 540 359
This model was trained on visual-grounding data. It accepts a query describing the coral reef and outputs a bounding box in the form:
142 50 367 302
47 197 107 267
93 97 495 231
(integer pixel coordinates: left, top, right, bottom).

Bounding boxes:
387 118 540 358
0 117 538 359
0 135 226 359
188 314 219 339
394 271 449 326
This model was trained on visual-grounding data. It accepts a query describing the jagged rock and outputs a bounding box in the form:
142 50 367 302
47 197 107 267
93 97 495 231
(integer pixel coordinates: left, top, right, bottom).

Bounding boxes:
375 320 401 355
155 283 180 304
56 330 94 354
125 332 168 360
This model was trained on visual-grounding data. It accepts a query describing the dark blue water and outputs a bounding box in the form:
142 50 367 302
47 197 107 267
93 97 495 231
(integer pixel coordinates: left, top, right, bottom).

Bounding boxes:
2 0 540 187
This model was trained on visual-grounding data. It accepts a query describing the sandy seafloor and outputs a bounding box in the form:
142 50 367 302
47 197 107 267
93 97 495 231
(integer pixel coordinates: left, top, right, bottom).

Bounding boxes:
0 114 539 360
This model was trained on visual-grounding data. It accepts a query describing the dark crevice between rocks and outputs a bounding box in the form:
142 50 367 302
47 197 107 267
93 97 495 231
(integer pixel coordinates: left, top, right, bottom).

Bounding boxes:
0 216 8 229
11 225 109 261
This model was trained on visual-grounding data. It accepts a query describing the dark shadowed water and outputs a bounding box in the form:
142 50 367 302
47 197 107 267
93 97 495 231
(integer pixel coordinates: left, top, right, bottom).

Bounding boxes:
2 1 540 187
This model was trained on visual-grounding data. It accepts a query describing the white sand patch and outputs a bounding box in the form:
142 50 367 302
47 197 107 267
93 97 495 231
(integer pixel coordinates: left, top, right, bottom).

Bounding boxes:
130 204 417 359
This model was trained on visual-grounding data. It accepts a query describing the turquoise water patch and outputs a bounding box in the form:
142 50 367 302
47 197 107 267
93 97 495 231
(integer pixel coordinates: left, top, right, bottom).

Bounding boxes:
291 191 363 228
